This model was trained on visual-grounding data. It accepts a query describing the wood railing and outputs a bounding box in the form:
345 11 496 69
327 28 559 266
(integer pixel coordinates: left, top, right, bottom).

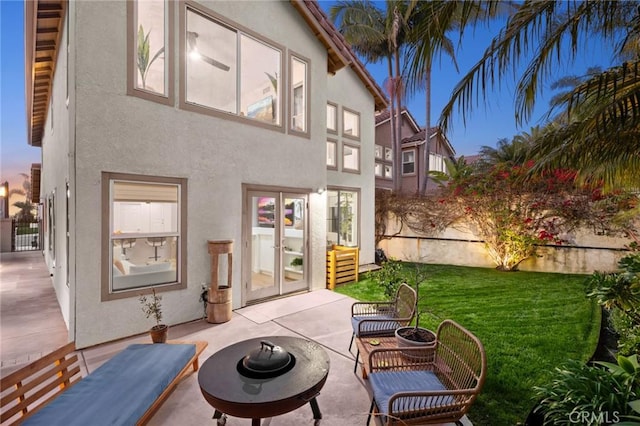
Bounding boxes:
326 245 359 289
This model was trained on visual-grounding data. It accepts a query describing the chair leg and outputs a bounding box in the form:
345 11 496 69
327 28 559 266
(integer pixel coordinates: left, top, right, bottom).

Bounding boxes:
348 332 355 352
353 348 360 374
366 399 375 426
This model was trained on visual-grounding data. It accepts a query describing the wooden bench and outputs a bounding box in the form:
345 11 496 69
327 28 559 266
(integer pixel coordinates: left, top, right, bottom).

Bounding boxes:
1 340 207 426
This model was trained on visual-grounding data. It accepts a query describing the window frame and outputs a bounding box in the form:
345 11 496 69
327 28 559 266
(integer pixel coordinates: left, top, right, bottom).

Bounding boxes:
384 164 393 180
326 102 338 134
178 1 285 133
384 147 393 162
374 144 383 159
127 0 175 106
342 142 360 174
288 51 310 138
326 187 360 248
342 107 360 140
101 172 188 301
374 162 383 177
402 149 416 175
326 139 338 170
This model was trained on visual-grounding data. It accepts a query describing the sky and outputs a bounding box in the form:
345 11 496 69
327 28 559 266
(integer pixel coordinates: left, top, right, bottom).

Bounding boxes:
0 0 615 200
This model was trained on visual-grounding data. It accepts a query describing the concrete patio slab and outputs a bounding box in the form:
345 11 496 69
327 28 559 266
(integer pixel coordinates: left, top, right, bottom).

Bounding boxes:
1 252 469 425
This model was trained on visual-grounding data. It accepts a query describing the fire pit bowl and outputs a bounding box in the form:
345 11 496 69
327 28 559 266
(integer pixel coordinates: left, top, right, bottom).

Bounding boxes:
198 336 330 426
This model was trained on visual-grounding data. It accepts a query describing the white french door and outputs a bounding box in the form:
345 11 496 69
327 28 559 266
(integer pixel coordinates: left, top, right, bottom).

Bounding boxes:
245 190 308 302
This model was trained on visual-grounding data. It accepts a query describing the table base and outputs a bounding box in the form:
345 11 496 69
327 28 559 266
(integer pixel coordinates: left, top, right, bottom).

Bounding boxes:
211 395 322 426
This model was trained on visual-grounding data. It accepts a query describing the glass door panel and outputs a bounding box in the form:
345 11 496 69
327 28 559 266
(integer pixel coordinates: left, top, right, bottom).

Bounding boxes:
282 195 306 293
248 193 279 300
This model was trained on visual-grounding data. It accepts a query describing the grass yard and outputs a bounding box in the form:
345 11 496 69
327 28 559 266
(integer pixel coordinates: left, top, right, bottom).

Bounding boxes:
335 263 601 425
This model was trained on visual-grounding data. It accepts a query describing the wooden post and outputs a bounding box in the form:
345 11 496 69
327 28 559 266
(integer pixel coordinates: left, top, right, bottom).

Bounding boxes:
207 240 233 323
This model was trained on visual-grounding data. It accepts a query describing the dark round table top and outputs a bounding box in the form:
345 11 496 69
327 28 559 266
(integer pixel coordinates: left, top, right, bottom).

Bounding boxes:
198 336 330 419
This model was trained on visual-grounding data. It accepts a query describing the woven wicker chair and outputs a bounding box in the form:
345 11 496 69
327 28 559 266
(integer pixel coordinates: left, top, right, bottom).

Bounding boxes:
349 283 417 352
365 319 486 425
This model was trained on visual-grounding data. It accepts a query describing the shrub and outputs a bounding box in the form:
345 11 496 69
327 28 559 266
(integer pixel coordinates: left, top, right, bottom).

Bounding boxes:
534 356 638 425
371 258 404 299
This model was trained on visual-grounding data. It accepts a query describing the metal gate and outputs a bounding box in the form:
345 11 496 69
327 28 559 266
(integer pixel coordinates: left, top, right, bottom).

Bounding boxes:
12 219 42 252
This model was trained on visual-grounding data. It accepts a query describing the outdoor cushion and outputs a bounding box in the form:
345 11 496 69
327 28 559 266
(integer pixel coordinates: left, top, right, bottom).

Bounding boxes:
24 343 196 426
368 370 454 415
351 315 401 336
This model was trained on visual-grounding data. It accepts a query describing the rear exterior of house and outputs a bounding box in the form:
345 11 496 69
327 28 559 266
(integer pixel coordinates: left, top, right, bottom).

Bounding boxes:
26 0 385 347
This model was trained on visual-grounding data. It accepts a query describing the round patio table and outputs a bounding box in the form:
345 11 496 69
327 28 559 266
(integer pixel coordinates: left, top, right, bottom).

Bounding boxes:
198 336 330 425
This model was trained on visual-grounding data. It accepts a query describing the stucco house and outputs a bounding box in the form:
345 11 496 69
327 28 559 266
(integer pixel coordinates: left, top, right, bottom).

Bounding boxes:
374 108 455 193
25 0 386 347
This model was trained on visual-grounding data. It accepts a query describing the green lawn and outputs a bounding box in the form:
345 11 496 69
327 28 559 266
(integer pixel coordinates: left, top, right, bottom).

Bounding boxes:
335 263 601 425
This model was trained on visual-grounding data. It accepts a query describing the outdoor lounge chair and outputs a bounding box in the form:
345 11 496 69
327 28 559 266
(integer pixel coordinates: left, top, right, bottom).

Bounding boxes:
349 283 417 353
365 319 486 425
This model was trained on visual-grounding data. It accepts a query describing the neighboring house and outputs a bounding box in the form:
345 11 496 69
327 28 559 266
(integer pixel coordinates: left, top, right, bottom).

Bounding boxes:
374 108 455 193
25 0 386 347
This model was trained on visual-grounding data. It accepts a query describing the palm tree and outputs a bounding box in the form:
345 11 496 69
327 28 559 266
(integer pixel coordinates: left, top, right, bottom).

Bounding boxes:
438 1 640 189
331 1 416 192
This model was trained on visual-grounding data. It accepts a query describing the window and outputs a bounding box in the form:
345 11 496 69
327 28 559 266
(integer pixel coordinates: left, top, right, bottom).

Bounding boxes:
342 108 360 139
429 153 446 173
375 144 383 159
127 0 173 104
384 147 393 161
402 150 416 175
374 162 383 177
327 140 337 169
290 54 308 134
327 102 337 133
183 6 282 126
384 165 393 179
102 173 187 300
343 144 360 172
327 189 359 247
48 191 55 264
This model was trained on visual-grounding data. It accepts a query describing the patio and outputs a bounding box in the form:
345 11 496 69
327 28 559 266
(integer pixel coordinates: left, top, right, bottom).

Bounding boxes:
0 252 469 425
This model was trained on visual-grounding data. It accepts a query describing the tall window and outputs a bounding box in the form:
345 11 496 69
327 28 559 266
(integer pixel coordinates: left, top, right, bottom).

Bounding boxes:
342 108 360 139
184 6 281 126
327 189 359 247
384 165 393 179
327 140 337 169
374 163 383 177
374 144 383 159
402 150 416 175
290 55 308 134
327 102 337 134
102 173 187 300
128 0 173 104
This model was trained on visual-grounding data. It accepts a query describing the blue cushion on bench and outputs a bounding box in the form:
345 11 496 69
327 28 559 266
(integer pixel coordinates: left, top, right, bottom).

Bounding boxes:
369 370 454 416
351 315 400 336
24 343 196 426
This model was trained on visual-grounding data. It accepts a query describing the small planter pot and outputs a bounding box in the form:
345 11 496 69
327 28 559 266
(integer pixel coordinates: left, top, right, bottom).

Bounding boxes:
149 324 168 343
395 326 436 359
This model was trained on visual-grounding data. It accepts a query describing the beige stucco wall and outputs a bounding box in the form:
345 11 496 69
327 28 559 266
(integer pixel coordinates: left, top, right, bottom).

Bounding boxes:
36 1 379 347
378 214 630 274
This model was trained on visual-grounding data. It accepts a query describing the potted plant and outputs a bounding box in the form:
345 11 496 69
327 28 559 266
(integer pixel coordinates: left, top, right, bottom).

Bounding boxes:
290 257 303 270
394 263 436 347
139 288 168 343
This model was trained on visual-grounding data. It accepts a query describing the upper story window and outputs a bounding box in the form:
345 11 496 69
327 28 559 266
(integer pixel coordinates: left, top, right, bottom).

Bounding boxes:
342 108 360 139
343 143 360 173
384 164 393 179
327 102 337 134
375 144 383 159
290 54 309 135
327 140 337 169
374 162 383 177
384 147 393 162
127 0 174 105
182 5 282 127
402 149 416 175
102 173 187 300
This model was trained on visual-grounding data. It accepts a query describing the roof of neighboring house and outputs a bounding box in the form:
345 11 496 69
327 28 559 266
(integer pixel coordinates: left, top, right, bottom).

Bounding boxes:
402 128 456 156
24 0 387 147
375 108 421 133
